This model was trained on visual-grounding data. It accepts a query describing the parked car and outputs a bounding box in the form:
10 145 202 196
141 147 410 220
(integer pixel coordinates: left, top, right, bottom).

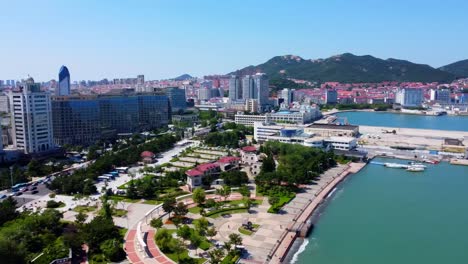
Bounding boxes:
31 190 39 194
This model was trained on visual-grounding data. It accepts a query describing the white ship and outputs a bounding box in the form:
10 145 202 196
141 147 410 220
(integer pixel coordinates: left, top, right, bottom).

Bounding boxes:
384 163 409 169
407 166 425 172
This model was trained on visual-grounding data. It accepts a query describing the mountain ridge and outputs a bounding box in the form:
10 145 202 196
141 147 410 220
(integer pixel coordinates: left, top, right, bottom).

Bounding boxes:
229 53 459 83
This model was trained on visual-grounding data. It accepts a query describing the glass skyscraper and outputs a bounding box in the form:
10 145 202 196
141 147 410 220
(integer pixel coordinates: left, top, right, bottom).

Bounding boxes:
57 65 70 96
166 87 187 112
52 94 170 146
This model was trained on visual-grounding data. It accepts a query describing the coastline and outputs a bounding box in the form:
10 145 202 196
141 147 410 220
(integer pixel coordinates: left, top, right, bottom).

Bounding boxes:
323 109 468 117
267 162 366 264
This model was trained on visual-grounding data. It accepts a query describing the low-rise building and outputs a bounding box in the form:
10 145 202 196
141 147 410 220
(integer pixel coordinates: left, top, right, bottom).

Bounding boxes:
323 136 357 151
186 156 241 190
172 113 199 125
304 124 359 137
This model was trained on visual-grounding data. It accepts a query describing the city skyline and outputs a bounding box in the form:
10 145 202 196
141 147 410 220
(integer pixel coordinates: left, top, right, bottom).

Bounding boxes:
2 0 468 81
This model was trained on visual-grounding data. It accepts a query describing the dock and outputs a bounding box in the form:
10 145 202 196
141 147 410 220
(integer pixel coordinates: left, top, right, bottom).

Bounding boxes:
450 159 468 166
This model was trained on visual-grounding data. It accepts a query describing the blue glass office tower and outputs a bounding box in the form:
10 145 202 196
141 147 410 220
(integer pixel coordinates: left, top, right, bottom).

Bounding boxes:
52 94 170 146
166 87 187 112
57 66 70 96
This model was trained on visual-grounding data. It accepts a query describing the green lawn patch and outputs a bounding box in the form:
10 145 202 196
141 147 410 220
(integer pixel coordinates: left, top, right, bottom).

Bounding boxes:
112 209 127 217
267 194 296 214
188 206 202 214
206 207 248 218
73 205 97 213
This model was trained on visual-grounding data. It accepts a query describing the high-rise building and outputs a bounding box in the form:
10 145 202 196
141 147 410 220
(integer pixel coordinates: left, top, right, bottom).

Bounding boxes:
325 89 338 104
52 94 170 146
137 75 145 85
56 65 71 96
395 88 423 107
240 73 269 112
166 87 187 112
0 95 9 113
436 89 451 103
198 87 211 101
229 76 242 100
281 88 293 105
8 77 54 154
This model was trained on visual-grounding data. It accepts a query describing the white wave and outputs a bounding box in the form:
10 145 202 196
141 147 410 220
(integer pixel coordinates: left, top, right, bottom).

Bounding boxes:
290 238 310 264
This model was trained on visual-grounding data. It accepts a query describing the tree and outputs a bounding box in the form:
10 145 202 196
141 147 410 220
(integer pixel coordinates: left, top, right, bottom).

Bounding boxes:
100 238 126 262
238 186 250 198
205 198 216 208
83 215 121 253
261 154 276 173
0 197 18 226
162 197 176 217
194 217 209 236
209 248 225 264
172 238 185 263
25 159 42 178
228 233 243 249
268 196 279 206
155 228 173 252
172 216 182 230
177 225 192 240
206 227 217 241
75 211 87 226
192 188 206 205
126 176 138 199
173 202 188 218
150 218 163 229
220 171 249 187
189 233 202 254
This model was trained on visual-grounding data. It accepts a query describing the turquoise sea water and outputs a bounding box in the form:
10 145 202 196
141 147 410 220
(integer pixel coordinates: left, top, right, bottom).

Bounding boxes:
335 111 468 131
295 158 468 264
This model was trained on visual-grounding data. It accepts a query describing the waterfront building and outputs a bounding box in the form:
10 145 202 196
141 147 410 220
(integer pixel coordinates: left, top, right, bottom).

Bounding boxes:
166 87 187 112
435 89 451 103
253 122 357 151
8 77 55 154
323 136 357 150
395 88 423 107
325 89 338 104
56 65 70 96
304 124 359 137
229 75 242 100
235 105 321 126
51 94 170 146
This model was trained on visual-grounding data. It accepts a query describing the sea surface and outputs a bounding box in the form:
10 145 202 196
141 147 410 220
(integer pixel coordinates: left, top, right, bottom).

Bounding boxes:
335 111 468 131
294 157 468 264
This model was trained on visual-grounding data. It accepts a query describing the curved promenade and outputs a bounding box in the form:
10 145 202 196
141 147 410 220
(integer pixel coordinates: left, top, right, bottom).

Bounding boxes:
267 162 366 264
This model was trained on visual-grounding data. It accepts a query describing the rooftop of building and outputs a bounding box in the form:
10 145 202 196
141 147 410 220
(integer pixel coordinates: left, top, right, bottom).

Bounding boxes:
241 146 257 152
306 123 359 130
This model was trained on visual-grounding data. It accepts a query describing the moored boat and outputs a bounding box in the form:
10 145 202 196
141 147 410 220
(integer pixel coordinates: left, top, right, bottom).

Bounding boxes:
407 166 425 172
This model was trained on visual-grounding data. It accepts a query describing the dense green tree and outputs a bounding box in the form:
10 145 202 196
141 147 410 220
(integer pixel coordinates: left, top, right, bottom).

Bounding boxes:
0 197 18 226
220 171 249 187
192 188 206 205
100 238 126 262
162 197 176 217
83 215 120 253
173 202 188 218
177 225 192 240
208 248 225 264
150 218 163 229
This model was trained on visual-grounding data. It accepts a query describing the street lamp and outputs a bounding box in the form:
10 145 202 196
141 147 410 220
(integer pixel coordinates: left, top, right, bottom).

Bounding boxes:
9 166 13 188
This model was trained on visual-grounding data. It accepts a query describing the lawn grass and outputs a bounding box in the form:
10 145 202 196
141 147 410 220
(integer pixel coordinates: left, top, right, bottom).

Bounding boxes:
188 206 202 214
73 205 97 213
112 209 127 217
238 227 253 235
207 208 248 218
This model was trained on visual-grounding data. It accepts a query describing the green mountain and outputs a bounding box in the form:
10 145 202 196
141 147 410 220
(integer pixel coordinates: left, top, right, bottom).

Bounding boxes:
231 53 456 83
439 59 468 78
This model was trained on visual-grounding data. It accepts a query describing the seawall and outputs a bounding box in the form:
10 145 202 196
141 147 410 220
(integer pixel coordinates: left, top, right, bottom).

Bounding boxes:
267 162 366 264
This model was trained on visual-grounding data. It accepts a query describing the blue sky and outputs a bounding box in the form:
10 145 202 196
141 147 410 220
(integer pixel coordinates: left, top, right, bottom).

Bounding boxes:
1 0 467 81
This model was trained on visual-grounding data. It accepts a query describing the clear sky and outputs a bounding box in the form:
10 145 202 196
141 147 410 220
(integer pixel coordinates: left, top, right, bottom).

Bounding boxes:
1 0 468 81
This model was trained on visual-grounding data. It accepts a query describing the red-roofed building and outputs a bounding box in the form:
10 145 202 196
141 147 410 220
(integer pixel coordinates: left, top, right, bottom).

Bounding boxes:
241 146 257 153
217 156 240 171
140 151 155 163
186 162 221 191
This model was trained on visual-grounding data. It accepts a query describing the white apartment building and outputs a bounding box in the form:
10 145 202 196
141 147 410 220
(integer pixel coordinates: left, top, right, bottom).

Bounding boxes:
395 88 423 107
8 77 54 154
235 105 321 127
